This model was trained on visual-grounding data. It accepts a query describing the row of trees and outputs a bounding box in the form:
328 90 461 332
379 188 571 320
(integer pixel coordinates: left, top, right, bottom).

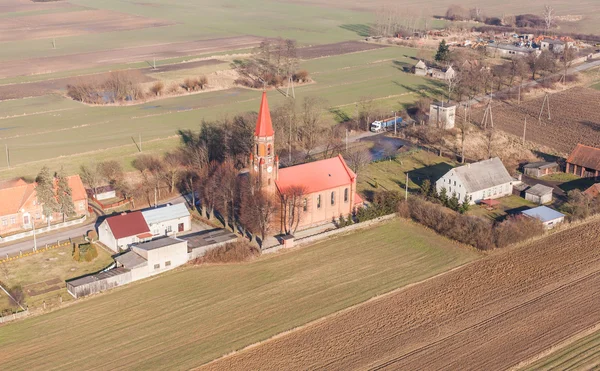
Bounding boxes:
35 166 76 225
445 4 557 30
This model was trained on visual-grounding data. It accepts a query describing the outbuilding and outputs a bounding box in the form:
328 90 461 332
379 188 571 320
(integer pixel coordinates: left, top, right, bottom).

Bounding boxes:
522 162 559 178
525 184 554 205
142 203 191 237
98 211 153 252
521 206 565 229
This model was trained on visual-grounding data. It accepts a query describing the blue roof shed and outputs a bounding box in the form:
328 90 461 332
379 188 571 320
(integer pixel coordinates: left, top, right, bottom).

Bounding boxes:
521 206 565 223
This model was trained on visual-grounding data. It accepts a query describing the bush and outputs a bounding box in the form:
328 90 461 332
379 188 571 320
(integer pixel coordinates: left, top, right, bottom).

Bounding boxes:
87 230 98 242
7 285 24 308
73 243 98 262
196 240 259 264
493 215 544 248
356 191 402 222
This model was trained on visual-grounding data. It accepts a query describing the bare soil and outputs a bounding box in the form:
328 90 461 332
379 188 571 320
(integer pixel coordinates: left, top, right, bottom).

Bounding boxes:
0 9 174 42
0 36 262 79
202 219 600 371
297 41 388 59
0 0 71 14
0 59 223 100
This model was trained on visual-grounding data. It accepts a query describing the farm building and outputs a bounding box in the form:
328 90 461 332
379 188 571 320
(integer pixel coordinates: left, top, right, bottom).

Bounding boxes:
436 157 513 205
429 66 456 80
98 211 153 252
525 184 554 205
522 162 559 177
429 102 456 129
414 60 427 76
584 183 600 198
540 39 573 54
566 144 600 178
67 268 131 298
521 206 565 229
141 203 191 237
486 44 539 58
182 229 239 260
126 237 189 279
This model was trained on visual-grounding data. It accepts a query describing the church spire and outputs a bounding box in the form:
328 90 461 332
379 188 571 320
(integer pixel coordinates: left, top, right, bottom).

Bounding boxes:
255 91 274 137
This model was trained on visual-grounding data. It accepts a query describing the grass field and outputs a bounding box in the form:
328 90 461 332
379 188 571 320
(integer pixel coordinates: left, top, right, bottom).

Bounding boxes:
526 328 600 370
467 195 537 221
0 243 113 311
0 218 480 370
0 45 439 177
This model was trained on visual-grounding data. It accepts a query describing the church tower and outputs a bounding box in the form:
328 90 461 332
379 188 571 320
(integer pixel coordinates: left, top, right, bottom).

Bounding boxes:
251 91 279 191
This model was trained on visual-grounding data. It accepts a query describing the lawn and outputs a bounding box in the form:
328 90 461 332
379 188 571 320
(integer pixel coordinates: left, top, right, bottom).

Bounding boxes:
0 243 113 312
525 328 600 370
0 218 480 370
467 195 537 221
540 172 581 183
357 148 456 198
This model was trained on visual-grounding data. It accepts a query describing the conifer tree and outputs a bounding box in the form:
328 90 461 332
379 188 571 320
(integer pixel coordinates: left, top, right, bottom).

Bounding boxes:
56 168 75 222
435 39 450 63
36 166 58 226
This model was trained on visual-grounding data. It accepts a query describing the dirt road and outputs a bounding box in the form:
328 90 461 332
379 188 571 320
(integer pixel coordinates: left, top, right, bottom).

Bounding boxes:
202 219 600 370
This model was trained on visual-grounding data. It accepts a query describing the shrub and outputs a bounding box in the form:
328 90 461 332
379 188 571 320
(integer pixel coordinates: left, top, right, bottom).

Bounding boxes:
493 215 544 248
73 243 98 262
7 285 24 308
196 240 259 264
150 81 164 96
87 230 98 242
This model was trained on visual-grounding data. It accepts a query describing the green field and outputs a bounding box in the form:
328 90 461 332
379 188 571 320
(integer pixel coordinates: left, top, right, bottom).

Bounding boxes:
0 45 439 177
526 328 600 370
0 218 480 370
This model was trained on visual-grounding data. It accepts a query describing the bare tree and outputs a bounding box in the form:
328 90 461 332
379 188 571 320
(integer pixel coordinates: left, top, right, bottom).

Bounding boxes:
150 81 164 96
212 160 239 230
279 185 308 235
97 160 123 185
542 5 556 30
240 186 278 246
132 154 164 205
321 126 344 159
79 164 102 196
345 147 371 174
162 152 183 194
198 75 208 90
299 96 325 158
561 46 577 82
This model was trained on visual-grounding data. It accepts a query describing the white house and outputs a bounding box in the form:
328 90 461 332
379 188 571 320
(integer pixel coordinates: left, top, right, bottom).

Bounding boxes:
98 211 153 252
142 203 191 237
114 237 189 281
436 157 514 205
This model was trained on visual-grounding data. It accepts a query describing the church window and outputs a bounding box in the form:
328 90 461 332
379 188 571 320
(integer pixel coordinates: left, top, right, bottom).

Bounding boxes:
267 144 272 156
317 195 321 209
256 144 259 155
344 188 349 202
331 191 335 206
303 199 308 212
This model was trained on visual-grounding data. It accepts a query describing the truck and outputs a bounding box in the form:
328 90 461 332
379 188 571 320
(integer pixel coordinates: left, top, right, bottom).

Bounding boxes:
370 117 403 132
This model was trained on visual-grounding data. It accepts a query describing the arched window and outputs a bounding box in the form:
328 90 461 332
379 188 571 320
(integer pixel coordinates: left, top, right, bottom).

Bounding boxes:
255 144 259 156
331 191 335 206
344 188 349 202
267 144 272 156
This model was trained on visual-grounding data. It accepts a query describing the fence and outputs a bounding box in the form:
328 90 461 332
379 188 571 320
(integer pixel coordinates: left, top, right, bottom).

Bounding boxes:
93 197 132 211
0 239 73 263
0 215 87 244
0 308 29 324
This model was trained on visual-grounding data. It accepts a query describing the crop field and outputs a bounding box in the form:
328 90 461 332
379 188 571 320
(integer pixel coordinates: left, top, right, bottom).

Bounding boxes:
0 219 480 370
0 45 438 177
204 218 600 371
470 87 600 155
526 328 600 370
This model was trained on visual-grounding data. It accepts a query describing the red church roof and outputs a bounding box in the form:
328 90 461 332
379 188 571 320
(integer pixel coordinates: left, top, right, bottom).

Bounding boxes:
275 154 356 194
255 91 274 137
105 211 150 240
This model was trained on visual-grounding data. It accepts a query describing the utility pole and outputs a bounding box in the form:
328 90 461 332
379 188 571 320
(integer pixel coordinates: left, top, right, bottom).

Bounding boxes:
32 222 37 251
153 57 156 69
523 117 527 145
5 144 9 169
393 111 397 136
518 84 521 105
405 172 409 201
345 129 349 152
154 187 157 207
139 133 142 152
288 114 292 163
52 38 56 49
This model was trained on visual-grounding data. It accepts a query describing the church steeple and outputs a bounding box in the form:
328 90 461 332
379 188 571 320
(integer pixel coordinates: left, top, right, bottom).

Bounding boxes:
251 91 278 191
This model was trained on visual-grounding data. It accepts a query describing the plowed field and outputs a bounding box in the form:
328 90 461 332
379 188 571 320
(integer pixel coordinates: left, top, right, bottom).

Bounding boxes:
202 219 600 370
471 87 600 154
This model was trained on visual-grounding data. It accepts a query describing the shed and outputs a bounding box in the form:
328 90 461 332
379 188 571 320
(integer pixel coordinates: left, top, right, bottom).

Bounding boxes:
142 203 191 237
66 267 132 298
523 162 559 178
131 236 189 278
92 185 117 201
521 206 565 229
525 184 554 205
182 229 238 260
566 144 600 178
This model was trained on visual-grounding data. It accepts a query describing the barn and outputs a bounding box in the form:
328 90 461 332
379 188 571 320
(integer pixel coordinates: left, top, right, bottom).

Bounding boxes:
522 162 559 178
566 144 600 178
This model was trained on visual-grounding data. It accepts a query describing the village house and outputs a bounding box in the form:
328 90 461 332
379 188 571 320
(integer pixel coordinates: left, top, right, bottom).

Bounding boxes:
414 60 427 76
566 144 600 178
522 161 559 177
436 157 513 205
525 184 554 205
98 211 153 252
413 60 455 80
250 91 362 230
0 175 87 235
521 206 565 229
141 203 191 237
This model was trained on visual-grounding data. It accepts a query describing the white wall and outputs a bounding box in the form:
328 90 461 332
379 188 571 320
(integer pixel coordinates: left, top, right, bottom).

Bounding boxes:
98 220 118 252
132 240 188 276
437 171 513 204
147 216 191 237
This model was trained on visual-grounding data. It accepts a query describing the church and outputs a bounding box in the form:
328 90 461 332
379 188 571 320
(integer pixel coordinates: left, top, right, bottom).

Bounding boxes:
249 91 363 230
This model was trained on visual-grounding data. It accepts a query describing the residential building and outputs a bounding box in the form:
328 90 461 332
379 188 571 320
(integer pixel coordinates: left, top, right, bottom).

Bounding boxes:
250 91 362 230
429 66 455 80
521 206 565 229
414 60 427 76
525 184 554 205
522 162 559 177
98 211 153 252
436 157 514 204
429 102 456 129
566 144 600 178
141 203 191 237
0 175 87 235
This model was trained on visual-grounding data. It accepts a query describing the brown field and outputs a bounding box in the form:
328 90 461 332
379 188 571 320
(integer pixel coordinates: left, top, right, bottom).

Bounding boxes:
297 41 388 59
0 9 174 42
0 0 72 14
471 87 600 155
203 219 600 370
0 59 224 100
0 36 262 79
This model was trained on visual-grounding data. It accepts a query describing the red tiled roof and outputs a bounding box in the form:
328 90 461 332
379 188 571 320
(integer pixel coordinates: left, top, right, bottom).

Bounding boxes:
276 154 356 194
354 192 364 205
255 91 274 137
584 183 600 198
66 175 87 201
566 144 600 171
106 211 150 240
0 181 35 216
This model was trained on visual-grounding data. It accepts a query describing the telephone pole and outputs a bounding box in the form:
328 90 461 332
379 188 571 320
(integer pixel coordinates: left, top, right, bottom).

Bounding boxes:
5 144 9 168
522 117 527 145
139 133 142 152
393 111 397 136
405 172 409 201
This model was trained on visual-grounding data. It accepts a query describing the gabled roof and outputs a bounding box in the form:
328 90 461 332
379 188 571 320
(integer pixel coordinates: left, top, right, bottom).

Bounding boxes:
115 250 147 269
522 206 564 223
275 154 356 194
566 144 600 171
255 91 274 137
66 175 87 201
0 179 36 217
415 60 427 69
105 211 150 240
584 183 600 198
525 184 554 197
141 203 190 226
448 157 513 193
523 161 558 170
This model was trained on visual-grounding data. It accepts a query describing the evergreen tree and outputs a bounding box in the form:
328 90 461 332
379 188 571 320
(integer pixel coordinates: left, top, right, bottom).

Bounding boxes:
36 166 58 226
56 168 75 222
438 187 449 206
435 39 450 63
459 194 472 214
448 192 460 211
420 179 431 197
